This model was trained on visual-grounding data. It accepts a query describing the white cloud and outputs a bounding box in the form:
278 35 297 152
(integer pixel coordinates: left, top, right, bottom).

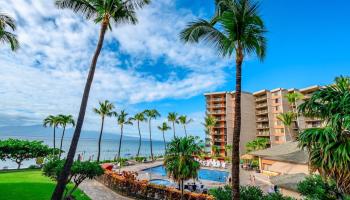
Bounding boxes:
0 0 229 134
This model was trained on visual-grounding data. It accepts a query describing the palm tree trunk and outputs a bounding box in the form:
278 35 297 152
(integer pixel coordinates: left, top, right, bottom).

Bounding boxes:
172 122 176 138
51 21 108 200
53 126 56 156
97 116 105 162
137 121 141 157
117 126 123 174
181 179 184 200
59 126 66 159
231 49 243 200
162 131 166 153
184 125 187 137
149 119 154 161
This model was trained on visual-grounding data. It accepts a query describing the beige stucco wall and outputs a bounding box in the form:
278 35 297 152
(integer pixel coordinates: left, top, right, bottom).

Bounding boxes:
261 159 309 175
226 92 256 156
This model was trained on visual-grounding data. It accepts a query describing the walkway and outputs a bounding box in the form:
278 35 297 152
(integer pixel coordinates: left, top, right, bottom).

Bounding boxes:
79 179 134 200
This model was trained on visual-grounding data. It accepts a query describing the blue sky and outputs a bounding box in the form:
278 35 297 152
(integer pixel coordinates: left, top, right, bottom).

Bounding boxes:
0 0 349 139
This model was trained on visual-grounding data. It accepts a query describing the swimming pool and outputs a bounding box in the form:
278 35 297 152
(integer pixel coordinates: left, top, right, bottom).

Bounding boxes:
143 165 229 183
149 179 174 186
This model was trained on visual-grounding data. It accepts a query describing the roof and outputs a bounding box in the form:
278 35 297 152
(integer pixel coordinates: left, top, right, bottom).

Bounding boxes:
270 173 307 191
249 142 309 164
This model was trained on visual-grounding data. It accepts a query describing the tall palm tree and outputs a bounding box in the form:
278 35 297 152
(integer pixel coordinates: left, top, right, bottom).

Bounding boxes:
57 114 75 159
52 0 150 198
115 110 133 173
93 100 115 162
180 0 266 198
134 112 146 157
43 115 60 156
167 112 178 138
164 136 201 200
143 109 160 161
277 111 296 141
157 122 171 152
178 115 193 137
0 12 19 51
298 76 350 194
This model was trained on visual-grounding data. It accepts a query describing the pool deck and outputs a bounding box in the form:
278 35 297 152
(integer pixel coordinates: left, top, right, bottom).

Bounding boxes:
118 160 271 192
119 160 230 188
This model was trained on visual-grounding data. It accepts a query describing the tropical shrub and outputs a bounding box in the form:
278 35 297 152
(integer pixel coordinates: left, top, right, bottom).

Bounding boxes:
135 156 146 163
245 138 269 153
97 170 214 200
297 175 339 200
43 159 104 199
0 139 56 169
298 76 350 194
209 185 292 200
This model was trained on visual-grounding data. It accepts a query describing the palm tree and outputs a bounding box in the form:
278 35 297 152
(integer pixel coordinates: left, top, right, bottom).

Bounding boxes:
298 76 350 194
224 144 232 157
134 112 146 157
211 145 220 157
203 115 217 152
167 112 178 138
43 115 60 156
178 115 193 136
157 122 171 152
115 110 133 173
277 111 296 141
245 138 269 153
0 12 19 51
180 0 266 198
52 0 150 198
285 92 304 132
57 114 75 159
164 136 201 200
143 109 160 161
93 100 115 162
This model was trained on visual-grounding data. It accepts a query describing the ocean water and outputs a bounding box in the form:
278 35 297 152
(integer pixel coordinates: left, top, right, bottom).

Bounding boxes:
0 135 166 169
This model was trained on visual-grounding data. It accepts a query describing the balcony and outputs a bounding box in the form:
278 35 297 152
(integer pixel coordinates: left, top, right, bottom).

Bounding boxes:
257 125 269 129
256 103 268 108
208 97 225 102
209 110 225 115
255 96 267 102
215 117 225 121
213 138 225 142
208 104 225 108
257 131 270 136
256 110 268 115
214 125 226 128
256 118 269 122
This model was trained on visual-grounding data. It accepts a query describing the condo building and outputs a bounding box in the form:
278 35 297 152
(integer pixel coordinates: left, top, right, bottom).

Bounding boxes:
204 92 256 157
205 85 323 156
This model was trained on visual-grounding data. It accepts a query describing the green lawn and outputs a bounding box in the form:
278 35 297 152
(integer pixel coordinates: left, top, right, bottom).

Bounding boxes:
0 169 91 200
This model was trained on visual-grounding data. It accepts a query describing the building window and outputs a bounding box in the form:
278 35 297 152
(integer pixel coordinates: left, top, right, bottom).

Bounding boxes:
275 106 279 111
275 99 279 103
275 136 280 141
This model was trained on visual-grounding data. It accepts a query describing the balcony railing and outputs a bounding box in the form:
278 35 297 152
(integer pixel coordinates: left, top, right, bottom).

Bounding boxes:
257 131 270 136
256 118 269 122
256 110 268 115
255 96 267 101
256 103 268 108
257 125 269 129
209 111 225 115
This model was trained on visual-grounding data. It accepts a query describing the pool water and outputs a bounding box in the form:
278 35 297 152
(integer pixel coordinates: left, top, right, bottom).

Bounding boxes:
143 165 229 183
149 179 174 186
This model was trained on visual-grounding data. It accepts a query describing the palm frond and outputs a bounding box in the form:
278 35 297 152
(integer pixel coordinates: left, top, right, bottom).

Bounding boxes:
55 0 97 19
